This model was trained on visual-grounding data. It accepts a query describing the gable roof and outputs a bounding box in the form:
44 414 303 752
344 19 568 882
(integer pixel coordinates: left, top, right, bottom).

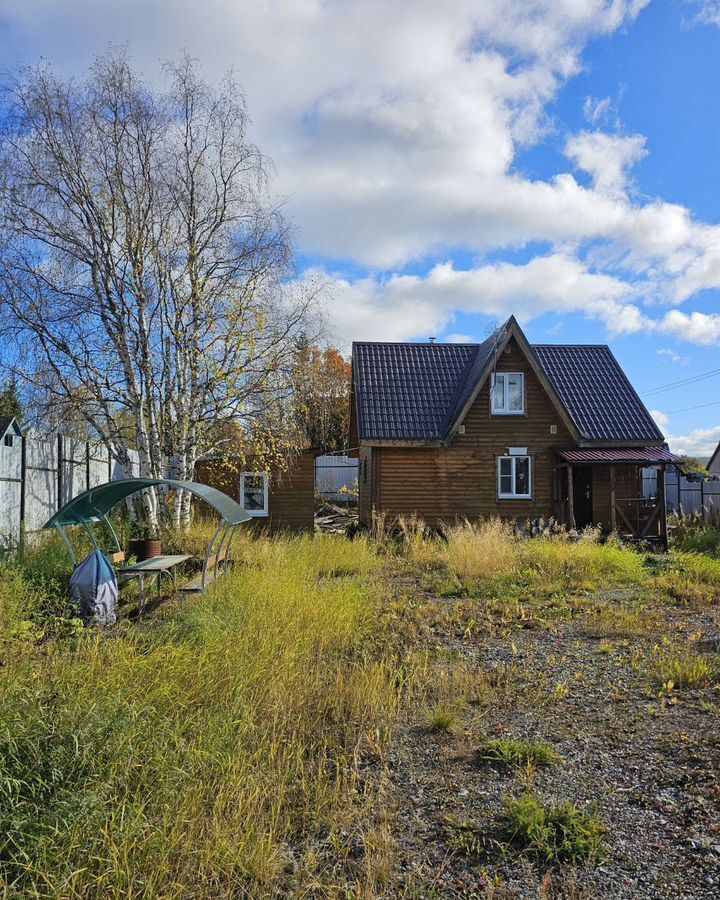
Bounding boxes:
0 416 21 440
352 341 481 442
352 318 664 446
708 440 720 473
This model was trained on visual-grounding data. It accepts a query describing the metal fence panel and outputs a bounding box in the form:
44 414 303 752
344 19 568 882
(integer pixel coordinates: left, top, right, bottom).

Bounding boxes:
665 468 720 515
24 434 59 532
315 454 359 503
89 442 111 488
60 436 89 505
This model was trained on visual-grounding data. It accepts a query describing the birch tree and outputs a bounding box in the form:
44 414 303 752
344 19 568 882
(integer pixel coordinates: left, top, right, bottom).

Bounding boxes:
0 52 318 529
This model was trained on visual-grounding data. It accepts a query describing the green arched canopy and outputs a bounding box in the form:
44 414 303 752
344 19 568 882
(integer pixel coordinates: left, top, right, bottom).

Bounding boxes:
44 478 250 529
44 479 250 592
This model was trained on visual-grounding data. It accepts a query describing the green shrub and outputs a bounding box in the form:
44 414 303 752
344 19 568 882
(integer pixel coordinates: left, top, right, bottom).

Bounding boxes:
654 649 719 689
502 792 607 864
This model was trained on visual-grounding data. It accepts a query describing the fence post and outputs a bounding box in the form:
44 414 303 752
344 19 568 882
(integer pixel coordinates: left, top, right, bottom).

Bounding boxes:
57 433 63 510
19 430 27 534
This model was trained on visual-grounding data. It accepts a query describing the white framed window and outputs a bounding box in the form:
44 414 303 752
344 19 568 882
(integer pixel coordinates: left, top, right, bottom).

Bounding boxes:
240 472 269 517
497 455 532 499
491 372 524 415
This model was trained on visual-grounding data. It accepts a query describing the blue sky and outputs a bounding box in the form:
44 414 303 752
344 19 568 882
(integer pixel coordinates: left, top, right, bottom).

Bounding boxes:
1 0 720 455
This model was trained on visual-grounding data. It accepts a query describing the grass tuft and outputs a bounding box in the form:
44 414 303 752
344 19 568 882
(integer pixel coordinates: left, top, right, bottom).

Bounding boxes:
653 649 719 689
502 792 607 864
424 703 461 734
478 737 561 769
445 519 517 585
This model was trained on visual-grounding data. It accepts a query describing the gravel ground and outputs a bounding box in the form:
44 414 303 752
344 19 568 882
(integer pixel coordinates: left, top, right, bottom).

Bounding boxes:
381 583 720 899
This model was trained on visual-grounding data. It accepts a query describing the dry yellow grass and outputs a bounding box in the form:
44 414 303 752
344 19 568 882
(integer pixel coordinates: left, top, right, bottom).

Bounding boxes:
444 518 517 584
0 533 398 898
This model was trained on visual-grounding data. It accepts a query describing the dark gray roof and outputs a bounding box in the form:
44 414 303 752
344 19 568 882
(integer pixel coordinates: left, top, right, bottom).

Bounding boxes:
533 345 663 443
353 331 663 444
353 342 479 441
0 416 20 438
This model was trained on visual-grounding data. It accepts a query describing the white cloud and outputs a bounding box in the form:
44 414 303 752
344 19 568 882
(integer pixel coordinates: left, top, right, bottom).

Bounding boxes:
318 252 645 345
687 1 720 27
3 0 720 344
656 310 720 346
650 409 670 430
656 348 690 365
565 131 647 194
444 333 476 343
667 424 720 458
583 95 612 125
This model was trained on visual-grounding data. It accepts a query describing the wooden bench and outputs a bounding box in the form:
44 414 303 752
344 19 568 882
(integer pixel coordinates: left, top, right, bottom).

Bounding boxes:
179 546 231 595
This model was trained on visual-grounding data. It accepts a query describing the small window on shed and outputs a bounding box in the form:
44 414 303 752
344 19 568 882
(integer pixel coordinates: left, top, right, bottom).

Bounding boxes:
240 472 269 517
4 434 13 447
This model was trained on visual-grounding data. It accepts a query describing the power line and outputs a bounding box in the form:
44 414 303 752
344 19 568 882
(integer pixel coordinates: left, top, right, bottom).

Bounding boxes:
643 367 720 397
662 399 720 415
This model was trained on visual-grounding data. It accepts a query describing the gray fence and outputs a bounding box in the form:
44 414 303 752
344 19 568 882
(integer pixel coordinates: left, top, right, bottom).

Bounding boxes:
0 431 117 545
665 468 720 515
315 454 358 504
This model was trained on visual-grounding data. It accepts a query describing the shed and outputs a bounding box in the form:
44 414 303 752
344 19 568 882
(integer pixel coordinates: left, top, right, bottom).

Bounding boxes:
0 417 23 543
196 449 318 534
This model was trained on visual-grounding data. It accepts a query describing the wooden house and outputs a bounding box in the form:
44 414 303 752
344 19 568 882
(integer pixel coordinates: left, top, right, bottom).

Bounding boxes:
195 450 316 534
349 316 677 546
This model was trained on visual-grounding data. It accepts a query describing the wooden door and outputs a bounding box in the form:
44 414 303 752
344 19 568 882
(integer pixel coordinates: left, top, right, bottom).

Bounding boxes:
572 466 593 529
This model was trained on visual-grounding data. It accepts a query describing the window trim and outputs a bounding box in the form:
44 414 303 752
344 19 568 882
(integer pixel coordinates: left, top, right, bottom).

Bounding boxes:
497 455 532 500
240 471 270 517
491 372 525 415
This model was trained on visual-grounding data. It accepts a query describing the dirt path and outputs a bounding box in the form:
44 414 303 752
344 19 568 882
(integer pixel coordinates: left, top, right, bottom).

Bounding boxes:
382 581 720 899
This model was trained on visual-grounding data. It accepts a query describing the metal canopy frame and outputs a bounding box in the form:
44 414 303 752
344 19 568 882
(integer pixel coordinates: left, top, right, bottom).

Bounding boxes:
43 478 251 592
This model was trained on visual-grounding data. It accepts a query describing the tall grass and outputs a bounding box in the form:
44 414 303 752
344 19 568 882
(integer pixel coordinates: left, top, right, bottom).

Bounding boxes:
0 534 397 898
438 519 644 591
445 519 517 582
670 508 720 556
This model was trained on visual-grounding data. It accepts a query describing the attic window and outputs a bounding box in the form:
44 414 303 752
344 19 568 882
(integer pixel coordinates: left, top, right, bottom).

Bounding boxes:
240 472 269 517
491 372 524 415
4 434 13 447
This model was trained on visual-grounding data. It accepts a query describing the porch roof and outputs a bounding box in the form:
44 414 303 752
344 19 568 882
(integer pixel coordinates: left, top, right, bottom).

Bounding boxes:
558 447 679 465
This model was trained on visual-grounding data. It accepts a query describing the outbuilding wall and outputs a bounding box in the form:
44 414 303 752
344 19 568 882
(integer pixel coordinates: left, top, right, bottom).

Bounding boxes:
196 452 316 534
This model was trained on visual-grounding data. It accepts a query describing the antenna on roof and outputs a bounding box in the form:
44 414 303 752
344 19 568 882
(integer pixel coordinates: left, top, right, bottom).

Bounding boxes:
485 319 502 416
428 336 436 343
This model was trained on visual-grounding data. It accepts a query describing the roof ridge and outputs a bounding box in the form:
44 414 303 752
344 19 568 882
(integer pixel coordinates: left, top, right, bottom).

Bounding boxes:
533 343 611 349
352 340 479 347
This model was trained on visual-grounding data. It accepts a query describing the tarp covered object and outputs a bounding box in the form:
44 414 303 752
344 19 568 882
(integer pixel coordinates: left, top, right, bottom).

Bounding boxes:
69 550 118 626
